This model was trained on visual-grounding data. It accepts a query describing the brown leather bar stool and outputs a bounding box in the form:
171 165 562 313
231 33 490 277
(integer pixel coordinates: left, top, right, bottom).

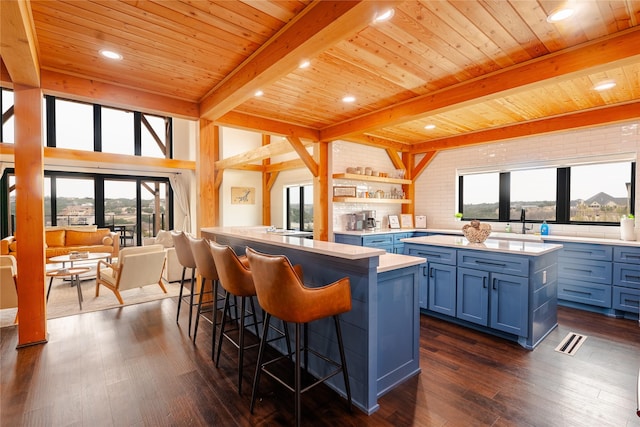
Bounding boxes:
188 235 224 346
209 241 261 394
245 247 352 427
171 231 198 336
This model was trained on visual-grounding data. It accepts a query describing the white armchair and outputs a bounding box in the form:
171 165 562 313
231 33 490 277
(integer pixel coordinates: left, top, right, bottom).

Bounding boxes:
143 230 193 283
95 244 167 304
0 255 18 324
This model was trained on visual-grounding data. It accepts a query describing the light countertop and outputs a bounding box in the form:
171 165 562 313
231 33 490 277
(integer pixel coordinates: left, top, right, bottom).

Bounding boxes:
336 228 640 247
401 234 563 256
377 253 426 273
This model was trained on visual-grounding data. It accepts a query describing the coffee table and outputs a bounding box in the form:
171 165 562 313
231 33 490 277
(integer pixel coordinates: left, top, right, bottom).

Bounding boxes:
49 252 112 268
46 267 92 310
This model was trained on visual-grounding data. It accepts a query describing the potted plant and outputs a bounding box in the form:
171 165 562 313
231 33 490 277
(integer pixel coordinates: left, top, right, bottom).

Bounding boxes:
620 214 636 241
454 212 463 221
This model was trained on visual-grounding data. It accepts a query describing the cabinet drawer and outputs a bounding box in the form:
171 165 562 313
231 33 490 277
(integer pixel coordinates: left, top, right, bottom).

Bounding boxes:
393 233 412 244
457 251 529 276
557 258 612 284
406 245 457 265
555 242 612 261
362 234 393 247
613 262 640 290
334 234 362 246
612 286 640 313
613 245 640 263
557 280 612 308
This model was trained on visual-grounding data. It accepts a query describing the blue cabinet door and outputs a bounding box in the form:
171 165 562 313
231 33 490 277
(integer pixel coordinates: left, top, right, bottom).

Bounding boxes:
490 272 529 337
456 267 489 326
418 264 428 309
427 263 456 316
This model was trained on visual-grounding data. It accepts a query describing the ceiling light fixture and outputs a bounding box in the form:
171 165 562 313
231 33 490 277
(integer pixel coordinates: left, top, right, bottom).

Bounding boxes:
374 8 394 23
424 124 436 130
299 60 310 69
593 80 616 91
254 90 264 97
99 49 123 60
342 95 356 103
546 7 574 23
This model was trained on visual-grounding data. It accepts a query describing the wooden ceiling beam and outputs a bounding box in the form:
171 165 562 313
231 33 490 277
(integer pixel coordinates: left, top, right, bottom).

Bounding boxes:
320 27 640 142
287 136 318 177
411 101 640 153
266 159 305 173
412 152 438 180
342 134 412 152
215 137 312 170
215 111 319 141
199 0 395 121
0 0 40 87
41 70 199 119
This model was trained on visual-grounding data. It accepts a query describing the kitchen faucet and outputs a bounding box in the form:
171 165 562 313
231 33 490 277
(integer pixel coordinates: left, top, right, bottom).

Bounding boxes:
520 208 532 234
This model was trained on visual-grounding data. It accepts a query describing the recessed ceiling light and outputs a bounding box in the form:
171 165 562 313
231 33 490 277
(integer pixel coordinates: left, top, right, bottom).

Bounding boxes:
546 7 574 23
99 49 122 60
254 90 264 97
342 95 356 103
424 124 436 130
593 80 616 91
299 60 310 69
374 8 394 23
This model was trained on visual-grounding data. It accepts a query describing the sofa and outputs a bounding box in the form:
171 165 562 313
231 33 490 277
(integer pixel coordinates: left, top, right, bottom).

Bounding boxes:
143 230 193 283
1 226 120 263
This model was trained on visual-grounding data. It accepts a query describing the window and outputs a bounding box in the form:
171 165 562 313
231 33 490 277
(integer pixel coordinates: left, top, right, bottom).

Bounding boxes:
510 168 556 222
55 99 94 150
570 161 633 222
141 114 168 158
461 172 499 220
285 184 313 231
55 177 95 226
102 107 134 155
1 88 14 143
459 160 635 225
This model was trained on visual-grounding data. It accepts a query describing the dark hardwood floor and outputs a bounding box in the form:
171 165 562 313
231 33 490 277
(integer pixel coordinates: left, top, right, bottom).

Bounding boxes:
1 298 639 426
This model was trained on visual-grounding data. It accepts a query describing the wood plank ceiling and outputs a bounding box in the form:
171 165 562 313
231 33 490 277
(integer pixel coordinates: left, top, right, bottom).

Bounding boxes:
2 0 639 154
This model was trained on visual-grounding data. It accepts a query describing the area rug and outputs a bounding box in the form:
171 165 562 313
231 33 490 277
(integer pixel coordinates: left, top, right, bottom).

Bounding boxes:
0 276 189 328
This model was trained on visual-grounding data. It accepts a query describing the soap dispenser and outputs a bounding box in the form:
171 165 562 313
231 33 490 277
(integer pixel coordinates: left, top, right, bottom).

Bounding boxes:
540 221 549 236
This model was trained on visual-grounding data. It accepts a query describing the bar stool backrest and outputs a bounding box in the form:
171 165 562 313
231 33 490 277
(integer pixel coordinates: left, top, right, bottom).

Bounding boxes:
245 247 351 324
188 235 218 281
209 242 254 297
171 231 197 269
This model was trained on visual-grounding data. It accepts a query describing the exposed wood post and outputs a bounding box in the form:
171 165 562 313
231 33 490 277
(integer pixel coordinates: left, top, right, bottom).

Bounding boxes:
14 84 47 347
198 120 219 234
314 141 329 241
402 152 415 216
262 134 271 226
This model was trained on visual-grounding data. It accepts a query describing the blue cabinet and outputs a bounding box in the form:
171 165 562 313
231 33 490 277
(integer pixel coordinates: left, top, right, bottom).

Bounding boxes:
406 245 456 312
457 257 529 337
612 245 640 316
550 241 614 312
335 232 409 253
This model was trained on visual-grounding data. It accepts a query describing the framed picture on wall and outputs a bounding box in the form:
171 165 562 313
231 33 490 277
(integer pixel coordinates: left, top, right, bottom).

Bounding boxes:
388 215 400 229
400 214 413 229
231 187 255 204
415 215 427 229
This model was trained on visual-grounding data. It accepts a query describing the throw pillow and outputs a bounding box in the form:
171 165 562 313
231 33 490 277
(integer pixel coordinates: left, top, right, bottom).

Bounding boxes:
154 230 174 248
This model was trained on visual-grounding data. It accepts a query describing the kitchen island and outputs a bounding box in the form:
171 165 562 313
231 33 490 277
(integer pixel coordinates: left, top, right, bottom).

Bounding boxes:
201 226 426 415
402 235 563 350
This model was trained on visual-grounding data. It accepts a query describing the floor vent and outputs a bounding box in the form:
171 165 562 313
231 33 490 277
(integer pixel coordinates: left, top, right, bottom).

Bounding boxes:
555 332 587 356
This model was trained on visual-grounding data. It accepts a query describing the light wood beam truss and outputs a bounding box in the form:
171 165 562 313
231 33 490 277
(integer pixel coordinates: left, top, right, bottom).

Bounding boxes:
200 1 395 121
0 0 40 87
141 114 166 156
287 136 318 177
320 28 640 142
262 134 271 226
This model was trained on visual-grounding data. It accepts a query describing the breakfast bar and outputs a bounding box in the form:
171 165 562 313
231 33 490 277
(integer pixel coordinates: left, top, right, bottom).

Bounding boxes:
201 226 426 415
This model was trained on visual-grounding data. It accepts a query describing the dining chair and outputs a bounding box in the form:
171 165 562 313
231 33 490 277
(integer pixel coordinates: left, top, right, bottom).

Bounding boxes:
0 255 18 324
171 231 198 335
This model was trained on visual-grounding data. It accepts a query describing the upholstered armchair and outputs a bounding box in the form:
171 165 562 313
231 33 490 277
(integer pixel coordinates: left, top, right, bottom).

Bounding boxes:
95 244 167 304
142 230 191 283
0 255 19 324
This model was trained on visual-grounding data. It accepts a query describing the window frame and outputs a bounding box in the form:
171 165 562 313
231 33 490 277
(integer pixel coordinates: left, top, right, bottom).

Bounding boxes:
459 161 635 225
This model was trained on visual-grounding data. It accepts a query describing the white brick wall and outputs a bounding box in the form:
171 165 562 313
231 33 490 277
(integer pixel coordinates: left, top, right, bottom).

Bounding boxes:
415 120 640 239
